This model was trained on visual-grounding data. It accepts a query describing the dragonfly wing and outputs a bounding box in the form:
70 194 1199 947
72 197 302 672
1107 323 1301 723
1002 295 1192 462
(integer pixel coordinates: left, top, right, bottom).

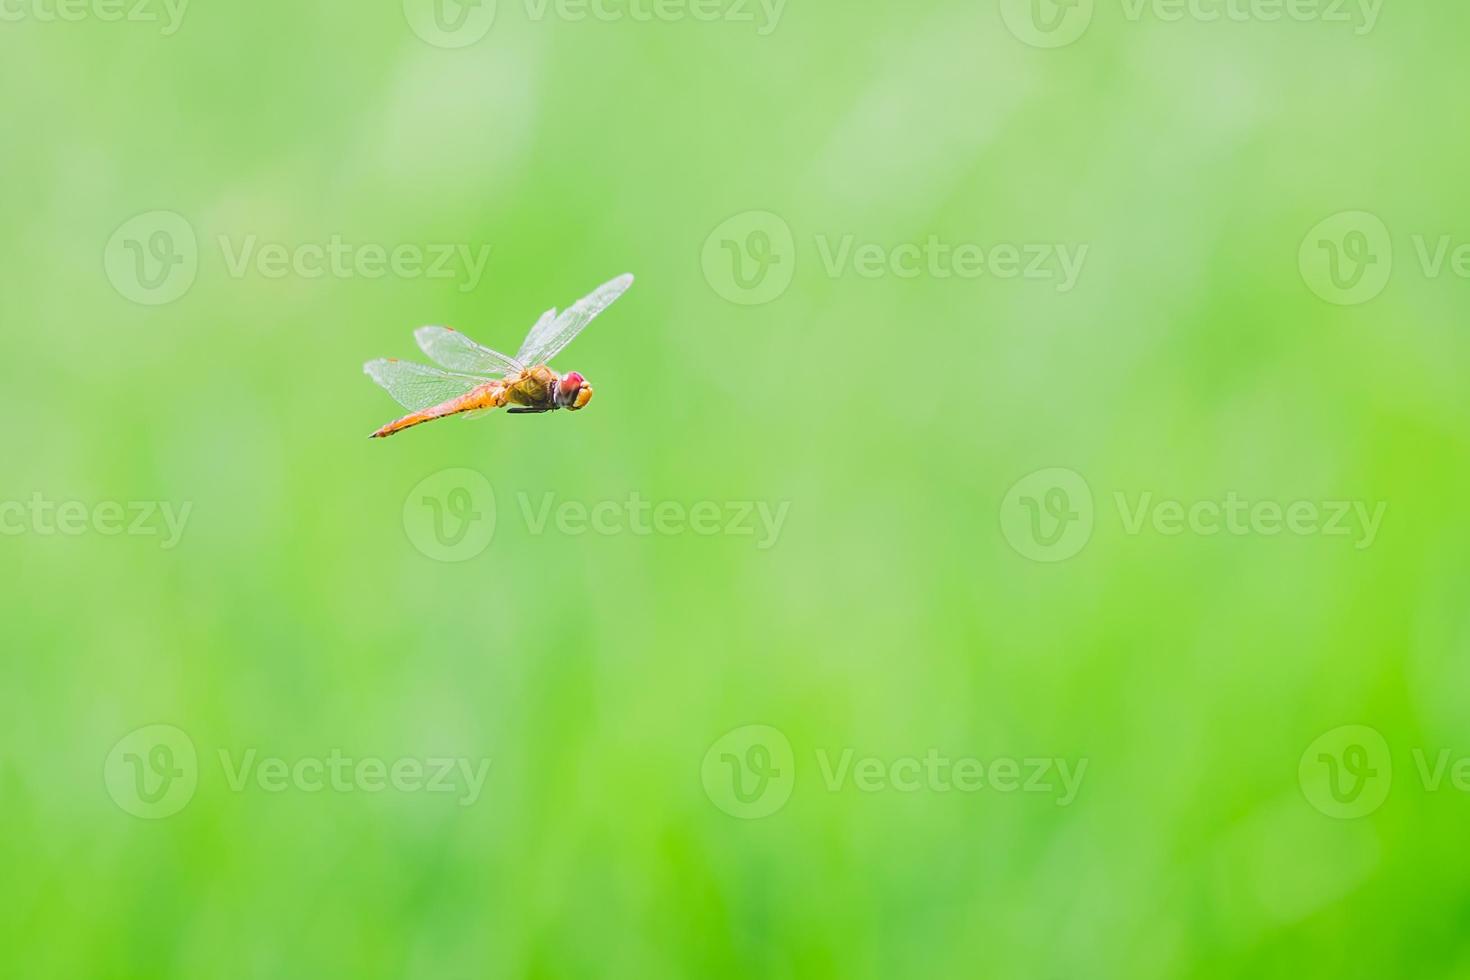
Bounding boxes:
515 273 633 366
415 326 524 377
514 307 557 364
364 358 486 411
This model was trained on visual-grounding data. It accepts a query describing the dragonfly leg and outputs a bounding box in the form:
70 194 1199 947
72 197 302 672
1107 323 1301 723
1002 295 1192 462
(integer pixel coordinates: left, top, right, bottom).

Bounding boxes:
506 407 551 415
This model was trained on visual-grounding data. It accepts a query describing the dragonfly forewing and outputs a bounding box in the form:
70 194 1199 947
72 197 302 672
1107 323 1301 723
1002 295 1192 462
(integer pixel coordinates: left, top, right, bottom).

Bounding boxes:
515 273 633 366
414 326 524 377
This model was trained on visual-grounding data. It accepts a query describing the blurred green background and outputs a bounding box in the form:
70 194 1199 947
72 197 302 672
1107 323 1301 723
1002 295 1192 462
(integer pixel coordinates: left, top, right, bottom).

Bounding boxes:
4 0 1470 975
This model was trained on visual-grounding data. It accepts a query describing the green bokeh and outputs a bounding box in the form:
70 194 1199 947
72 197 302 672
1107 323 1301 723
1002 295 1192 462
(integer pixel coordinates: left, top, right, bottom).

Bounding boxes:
3 1 1470 976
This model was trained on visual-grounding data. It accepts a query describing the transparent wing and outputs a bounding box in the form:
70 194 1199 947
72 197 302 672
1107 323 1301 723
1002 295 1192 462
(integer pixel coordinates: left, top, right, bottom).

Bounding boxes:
414 326 523 378
515 273 633 366
363 358 485 411
515 307 557 362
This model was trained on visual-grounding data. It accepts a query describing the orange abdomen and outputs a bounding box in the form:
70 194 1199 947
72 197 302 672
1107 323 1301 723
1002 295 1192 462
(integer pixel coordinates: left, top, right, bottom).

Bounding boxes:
369 383 504 439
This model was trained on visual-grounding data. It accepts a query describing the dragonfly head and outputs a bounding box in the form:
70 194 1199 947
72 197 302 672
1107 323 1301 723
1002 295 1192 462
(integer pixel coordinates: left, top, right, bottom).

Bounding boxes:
556 371 594 411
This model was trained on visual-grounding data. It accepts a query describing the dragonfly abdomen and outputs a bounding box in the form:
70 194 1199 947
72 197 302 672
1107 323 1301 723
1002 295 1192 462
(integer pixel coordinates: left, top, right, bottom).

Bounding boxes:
369 382 505 439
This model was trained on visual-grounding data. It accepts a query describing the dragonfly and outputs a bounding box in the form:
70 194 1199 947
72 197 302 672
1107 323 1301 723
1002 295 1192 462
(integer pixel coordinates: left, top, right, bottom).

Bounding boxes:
364 274 633 439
